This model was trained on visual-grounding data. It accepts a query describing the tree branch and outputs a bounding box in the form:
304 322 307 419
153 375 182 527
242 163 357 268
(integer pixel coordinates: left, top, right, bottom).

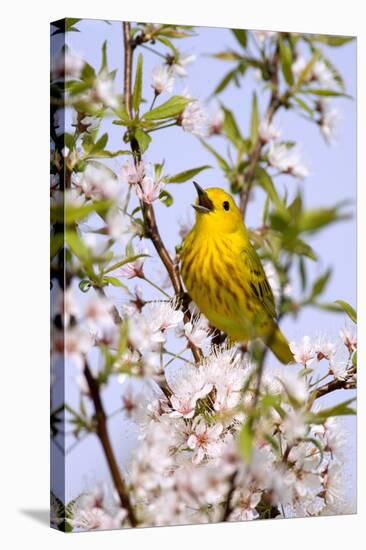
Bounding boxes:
83 362 137 527
240 40 283 219
311 375 356 400
122 22 203 363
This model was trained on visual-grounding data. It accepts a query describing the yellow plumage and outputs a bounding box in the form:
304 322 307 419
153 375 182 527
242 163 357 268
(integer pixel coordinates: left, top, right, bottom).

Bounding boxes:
180 183 293 364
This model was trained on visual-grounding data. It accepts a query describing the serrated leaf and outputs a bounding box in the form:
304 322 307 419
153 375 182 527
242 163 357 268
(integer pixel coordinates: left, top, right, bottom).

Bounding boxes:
165 165 211 183
133 53 143 114
334 300 357 323
143 96 191 121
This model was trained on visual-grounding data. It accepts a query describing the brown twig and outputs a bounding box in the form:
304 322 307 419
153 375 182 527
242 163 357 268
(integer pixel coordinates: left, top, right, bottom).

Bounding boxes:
122 22 203 363
240 40 284 219
83 362 137 527
311 375 356 400
123 22 133 117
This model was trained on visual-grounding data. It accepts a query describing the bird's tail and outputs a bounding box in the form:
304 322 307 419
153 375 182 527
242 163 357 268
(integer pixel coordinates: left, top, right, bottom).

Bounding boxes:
267 323 294 365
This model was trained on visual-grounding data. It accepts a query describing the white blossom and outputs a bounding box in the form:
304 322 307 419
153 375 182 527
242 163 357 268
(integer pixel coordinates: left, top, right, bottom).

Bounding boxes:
318 99 340 144
122 159 145 186
151 65 175 95
92 74 118 108
169 53 196 77
146 300 184 332
117 249 148 279
259 120 281 143
180 98 207 137
313 59 338 89
340 325 357 353
168 364 212 419
136 175 163 204
73 164 119 201
268 142 309 179
106 207 131 239
290 335 315 366
253 30 277 44
52 47 85 80
183 314 212 350
187 416 224 464
129 311 166 353
207 109 224 136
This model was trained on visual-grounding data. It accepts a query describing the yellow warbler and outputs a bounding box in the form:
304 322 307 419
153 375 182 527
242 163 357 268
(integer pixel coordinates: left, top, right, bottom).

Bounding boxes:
180 182 293 364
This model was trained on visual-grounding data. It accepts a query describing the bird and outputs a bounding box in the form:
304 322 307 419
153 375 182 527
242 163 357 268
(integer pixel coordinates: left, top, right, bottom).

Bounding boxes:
180 182 293 364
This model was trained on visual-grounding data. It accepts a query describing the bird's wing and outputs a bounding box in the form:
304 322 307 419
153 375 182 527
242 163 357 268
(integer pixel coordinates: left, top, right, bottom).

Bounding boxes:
242 244 277 320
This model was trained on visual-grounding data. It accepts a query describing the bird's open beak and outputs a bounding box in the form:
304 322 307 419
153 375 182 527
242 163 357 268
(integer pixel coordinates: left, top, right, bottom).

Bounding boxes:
191 181 214 214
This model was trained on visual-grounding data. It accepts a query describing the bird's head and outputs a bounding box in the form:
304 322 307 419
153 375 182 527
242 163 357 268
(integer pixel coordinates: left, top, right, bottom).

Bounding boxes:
192 182 243 234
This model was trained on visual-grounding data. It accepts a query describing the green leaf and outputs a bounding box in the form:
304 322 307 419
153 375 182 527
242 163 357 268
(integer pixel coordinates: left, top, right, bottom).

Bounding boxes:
301 88 351 98
312 34 354 47
112 104 131 123
296 51 320 88
293 96 314 116
334 300 357 323
238 418 254 463
134 128 151 154
279 39 294 86
213 68 238 95
250 92 259 147
101 41 108 72
298 206 351 233
231 28 247 48
66 231 90 262
157 36 178 55
90 133 108 154
199 139 230 172
307 399 356 423
133 53 143 114
310 269 332 300
159 189 174 207
165 165 211 184
299 256 307 291
222 106 242 147
254 166 286 214
283 237 317 261
143 95 191 121
103 276 127 289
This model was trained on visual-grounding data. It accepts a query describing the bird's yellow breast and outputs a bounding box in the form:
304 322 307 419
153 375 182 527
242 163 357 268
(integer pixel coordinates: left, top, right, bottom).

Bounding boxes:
181 228 258 340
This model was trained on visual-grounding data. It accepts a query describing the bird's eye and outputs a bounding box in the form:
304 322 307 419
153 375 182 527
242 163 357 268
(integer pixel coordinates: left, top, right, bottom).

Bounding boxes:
223 201 230 211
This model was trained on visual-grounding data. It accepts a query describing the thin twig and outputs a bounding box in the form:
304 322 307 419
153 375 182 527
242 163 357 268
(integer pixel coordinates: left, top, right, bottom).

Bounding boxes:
122 22 203 364
84 362 137 527
240 40 283 219
311 375 356 400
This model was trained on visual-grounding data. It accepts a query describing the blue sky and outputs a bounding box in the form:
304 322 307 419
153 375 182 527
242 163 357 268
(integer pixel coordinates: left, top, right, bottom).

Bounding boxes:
55 20 356 504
